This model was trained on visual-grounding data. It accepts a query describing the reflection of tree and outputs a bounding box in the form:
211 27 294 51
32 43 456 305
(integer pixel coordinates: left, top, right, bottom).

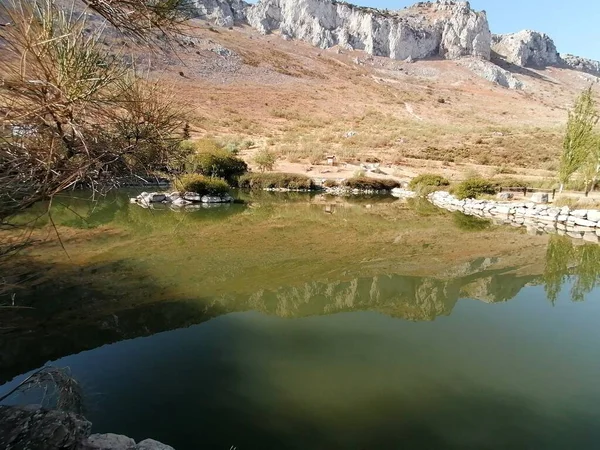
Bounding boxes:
572 244 600 302
544 236 600 304
544 236 575 305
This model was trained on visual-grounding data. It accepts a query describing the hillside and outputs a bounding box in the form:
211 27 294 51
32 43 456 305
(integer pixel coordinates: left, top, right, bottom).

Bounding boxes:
5 0 600 184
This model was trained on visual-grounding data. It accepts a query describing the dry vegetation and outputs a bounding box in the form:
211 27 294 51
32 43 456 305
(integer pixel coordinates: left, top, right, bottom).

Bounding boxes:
111 16 597 186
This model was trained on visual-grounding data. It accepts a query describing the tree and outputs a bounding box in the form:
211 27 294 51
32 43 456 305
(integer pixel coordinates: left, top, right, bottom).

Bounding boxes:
254 149 277 172
183 123 191 140
582 133 600 195
0 0 187 228
558 86 598 193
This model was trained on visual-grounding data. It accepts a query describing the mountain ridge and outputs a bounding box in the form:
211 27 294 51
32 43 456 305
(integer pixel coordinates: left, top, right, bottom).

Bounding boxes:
190 0 600 80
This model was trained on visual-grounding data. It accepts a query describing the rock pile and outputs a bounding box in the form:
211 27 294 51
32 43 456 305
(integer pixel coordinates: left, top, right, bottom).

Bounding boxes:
429 191 600 243
0 406 175 450
132 191 234 207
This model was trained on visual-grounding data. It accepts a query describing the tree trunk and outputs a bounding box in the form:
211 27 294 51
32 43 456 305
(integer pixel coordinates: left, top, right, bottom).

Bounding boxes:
559 183 565 193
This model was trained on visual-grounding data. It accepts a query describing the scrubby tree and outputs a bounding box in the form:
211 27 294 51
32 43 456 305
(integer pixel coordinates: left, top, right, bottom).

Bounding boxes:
0 0 188 228
558 86 598 193
254 149 277 172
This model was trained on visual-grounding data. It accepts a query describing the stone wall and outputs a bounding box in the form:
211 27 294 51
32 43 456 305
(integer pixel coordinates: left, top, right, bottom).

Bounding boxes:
428 191 600 243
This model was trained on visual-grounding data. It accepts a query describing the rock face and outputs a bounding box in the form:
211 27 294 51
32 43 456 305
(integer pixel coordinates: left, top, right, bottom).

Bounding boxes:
0 405 91 450
0 406 177 450
492 30 559 66
245 0 491 61
460 58 523 89
561 54 600 76
189 0 248 27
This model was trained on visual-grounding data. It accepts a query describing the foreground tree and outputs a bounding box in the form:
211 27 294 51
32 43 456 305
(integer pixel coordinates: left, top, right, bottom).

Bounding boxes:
558 86 598 193
0 0 187 229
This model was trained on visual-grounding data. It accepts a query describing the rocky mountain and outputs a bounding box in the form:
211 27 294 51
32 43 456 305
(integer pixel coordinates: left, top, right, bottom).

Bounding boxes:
194 0 491 61
246 0 491 61
492 30 600 76
189 0 600 85
492 30 559 67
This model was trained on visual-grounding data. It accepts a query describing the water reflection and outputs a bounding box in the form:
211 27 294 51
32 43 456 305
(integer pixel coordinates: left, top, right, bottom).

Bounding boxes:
1 192 600 383
544 235 600 303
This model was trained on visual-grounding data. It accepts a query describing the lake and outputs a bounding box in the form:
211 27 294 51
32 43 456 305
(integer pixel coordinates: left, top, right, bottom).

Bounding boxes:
1 191 600 449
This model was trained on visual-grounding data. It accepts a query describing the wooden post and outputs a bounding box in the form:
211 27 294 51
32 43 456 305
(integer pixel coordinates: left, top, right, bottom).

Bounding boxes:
552 189 556 200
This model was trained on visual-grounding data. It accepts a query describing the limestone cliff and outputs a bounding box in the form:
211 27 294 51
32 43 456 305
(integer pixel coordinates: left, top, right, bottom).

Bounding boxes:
492 30 559 67
189 0 248 27
246 0 491 61
561 54 600 77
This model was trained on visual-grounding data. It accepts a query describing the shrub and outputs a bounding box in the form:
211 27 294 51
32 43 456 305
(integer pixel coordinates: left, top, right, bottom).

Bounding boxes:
238 173 314 190
254 149 277 172
175 174 229 195
342 177 400 191
323 179 339 188
187 149 248 183
452 178 497 199
493 178 530 189
409 173 450 191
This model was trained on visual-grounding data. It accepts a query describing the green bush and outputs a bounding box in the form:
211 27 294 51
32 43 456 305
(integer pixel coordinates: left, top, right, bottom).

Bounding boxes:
238 173 314 190
409 173 450 196
187 149 247 183
254 149 277 172
409 173 450 190
342 177 400 191
492 178 530 189
452 178 497 199
175 174 230 196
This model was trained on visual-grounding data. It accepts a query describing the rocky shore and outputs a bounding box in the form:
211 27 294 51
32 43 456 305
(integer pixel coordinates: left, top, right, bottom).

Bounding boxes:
0 405 175 450
428 191 600 243
131 191 234 208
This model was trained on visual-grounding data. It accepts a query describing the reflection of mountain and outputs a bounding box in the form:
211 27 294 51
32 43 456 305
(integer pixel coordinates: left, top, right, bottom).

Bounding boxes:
0 265 537 384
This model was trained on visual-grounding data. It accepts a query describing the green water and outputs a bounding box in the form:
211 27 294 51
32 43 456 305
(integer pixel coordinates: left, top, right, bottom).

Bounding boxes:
1 191 600 449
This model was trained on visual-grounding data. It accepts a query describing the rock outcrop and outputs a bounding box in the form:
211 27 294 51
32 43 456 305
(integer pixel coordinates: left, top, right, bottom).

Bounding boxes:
460 58 523 89
0 406 176 450
189 0 248 27
492 30 559 67
561 54 600 77
246 0 491 61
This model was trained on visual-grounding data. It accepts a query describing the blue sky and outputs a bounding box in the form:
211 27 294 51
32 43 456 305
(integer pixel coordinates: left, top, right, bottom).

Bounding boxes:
246 0 600 60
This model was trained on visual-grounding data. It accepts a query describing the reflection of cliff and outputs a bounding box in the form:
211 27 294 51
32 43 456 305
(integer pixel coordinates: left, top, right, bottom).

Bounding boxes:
244 268 535 321
0 263 537 384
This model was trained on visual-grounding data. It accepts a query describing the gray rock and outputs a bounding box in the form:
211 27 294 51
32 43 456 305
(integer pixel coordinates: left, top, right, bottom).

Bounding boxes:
460 57 523 89
0 405 91 450
496 192 514 200
574 218 598 228
183 192 202 202
587 210 600 222
530 193 549 204
571 209 588 219
246 0 491 61
583 233 600 243
190 0 247 27
492 30 559 67
561 54 600 76
82 434 136 450
136 439 176 450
